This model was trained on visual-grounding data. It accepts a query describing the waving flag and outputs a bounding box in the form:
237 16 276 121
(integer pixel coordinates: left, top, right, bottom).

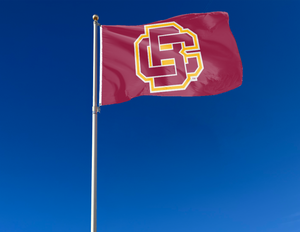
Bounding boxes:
99 12 242 105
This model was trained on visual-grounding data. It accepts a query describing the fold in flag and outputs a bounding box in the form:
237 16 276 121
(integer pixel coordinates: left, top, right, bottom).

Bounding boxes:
100 12 242 105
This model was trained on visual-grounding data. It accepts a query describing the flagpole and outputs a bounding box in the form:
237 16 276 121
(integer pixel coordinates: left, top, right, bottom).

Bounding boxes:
91 14 99 232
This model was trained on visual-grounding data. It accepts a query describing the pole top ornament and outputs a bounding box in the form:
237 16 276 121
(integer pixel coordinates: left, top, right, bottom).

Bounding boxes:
93 15 99 21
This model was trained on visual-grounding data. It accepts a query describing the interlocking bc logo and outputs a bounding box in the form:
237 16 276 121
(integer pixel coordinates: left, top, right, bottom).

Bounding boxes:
134 22 204 93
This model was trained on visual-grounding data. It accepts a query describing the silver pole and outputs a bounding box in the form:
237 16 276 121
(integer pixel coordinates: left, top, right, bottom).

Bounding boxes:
91 14 99 232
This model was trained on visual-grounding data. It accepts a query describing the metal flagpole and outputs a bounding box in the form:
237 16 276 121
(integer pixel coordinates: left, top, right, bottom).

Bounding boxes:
91 14 100 232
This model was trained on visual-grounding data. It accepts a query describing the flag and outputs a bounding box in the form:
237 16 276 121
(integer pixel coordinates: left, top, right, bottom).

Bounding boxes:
100 12 242 105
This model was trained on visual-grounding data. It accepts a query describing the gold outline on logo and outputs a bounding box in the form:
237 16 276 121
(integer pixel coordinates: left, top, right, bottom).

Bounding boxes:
134 22 204 93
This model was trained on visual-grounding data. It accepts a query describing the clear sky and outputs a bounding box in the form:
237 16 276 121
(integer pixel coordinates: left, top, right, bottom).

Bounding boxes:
0 0 300 232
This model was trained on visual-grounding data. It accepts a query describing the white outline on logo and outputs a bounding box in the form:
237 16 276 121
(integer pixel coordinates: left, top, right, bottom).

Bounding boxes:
134 22 204 93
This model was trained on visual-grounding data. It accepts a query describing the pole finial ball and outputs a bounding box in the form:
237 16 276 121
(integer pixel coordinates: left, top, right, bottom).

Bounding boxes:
93 15 99 21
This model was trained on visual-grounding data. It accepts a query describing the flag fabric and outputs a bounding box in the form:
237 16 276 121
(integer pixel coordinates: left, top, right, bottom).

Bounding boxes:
100 12 242 106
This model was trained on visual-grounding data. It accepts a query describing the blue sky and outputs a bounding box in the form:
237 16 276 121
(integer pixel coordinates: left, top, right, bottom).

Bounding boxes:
0 0 300 232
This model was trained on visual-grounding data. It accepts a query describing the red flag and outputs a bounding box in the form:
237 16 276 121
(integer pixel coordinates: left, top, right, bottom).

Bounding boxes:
100 12 242 105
